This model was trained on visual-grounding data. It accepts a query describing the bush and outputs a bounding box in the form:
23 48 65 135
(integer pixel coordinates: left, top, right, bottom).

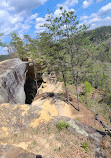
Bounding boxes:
68 80 73 85
103 92 111 105
56 121 70 131
82 142 88 152
84 81 92 94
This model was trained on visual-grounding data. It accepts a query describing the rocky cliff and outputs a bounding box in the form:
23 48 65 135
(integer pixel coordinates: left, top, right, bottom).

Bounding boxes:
0 58 28 104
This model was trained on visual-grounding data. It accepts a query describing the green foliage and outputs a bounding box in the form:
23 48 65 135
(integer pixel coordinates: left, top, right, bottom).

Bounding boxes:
68 80 73 85
82 142 88 152
0 33 6 47
10 32 27 60
95 41 111 63
0 33 3 46
84 81 92 94
54 147 61 151
56 121 70 131
29 140 37 149
0 55 12 62
58 75 63 82
42 7 94 111
85 26 111 43
103 92 111 105
84 61 109 91
32 140 37 146
46 125 51 134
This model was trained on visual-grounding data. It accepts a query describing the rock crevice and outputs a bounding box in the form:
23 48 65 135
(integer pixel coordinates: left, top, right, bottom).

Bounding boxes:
0 58 43 104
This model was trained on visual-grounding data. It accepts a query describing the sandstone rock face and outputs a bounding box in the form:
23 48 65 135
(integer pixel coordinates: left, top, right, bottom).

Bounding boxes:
0 58 28 104
0 144 37 158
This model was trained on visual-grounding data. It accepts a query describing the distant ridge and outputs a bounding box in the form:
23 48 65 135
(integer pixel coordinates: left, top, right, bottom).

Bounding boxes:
86 26 111 43
0 55 12 62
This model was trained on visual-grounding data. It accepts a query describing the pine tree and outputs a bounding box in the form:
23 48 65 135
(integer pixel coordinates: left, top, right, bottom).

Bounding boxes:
43 7 95 110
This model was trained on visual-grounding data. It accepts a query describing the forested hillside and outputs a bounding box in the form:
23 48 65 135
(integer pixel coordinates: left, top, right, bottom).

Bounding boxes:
86 26 111 43
0 55 12 62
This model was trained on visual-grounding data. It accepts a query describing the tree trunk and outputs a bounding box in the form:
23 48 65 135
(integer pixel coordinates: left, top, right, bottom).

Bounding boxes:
71 67 80 111
75 81 80 111
61 69 69 101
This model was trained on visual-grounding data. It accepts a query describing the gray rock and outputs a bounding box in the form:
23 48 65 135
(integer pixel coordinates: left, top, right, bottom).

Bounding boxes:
0 58 28 104
0 144 38 158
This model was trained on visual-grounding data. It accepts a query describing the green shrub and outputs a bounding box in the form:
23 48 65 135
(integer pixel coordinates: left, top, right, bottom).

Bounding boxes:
68 80 73 85
82 142 88 152
58 76 63 82
32 140 37 146
103 92 111 105
84 81 92 94
56 121 70 131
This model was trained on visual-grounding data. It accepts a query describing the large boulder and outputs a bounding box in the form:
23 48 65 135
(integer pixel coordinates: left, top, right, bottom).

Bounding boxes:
0 144 38 158
0 58 28 104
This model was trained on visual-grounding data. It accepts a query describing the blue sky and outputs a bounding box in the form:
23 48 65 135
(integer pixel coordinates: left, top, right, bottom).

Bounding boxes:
0 0 111 54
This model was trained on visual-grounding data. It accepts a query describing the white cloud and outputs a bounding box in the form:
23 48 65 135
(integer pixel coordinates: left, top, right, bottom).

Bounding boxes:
105 16 111 21
54 9 63 17
88 16 101 23
82 0 93 8
8 0 48 13
80 15 89 20
80 2 111 29
0 8 35 35
30 13 38 20
0 0 47 36
54 7 75 17
90 17 111 29
0 10 10 25
1 0 15 11
58 0 78 9
0 47 8 55
81 16 111 30
35 5 76 34
82 15 111 30
99 3 111 15
35 17 47 33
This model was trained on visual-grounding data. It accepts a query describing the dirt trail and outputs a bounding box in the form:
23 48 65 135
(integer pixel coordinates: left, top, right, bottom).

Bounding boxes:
32 81 109 131
32 82 83 125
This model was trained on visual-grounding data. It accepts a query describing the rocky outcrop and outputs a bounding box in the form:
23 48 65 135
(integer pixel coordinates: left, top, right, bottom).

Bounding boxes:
0 66 110 157
0 58 28 104
0 144 38 158
0 102 109 158
0 81 110 157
